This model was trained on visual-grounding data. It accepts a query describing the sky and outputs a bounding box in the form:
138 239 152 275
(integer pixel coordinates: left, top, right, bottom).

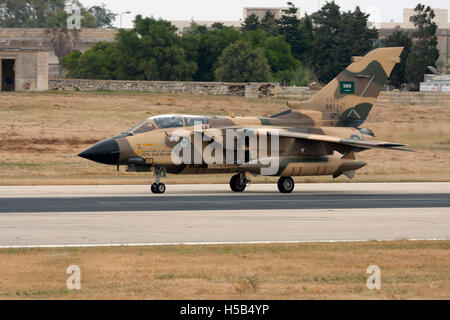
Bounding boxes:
79 0 450 28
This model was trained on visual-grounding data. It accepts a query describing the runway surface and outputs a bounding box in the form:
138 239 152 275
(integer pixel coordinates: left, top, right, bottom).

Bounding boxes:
0 183 449 247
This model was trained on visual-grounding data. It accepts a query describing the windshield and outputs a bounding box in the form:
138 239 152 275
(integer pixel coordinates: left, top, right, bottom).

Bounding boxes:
134 121 156 134
151 115 183 129
127 115 208 133
125 120 156 135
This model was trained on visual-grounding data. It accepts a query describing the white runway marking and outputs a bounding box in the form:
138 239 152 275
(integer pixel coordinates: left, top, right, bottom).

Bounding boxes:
1 238 449 249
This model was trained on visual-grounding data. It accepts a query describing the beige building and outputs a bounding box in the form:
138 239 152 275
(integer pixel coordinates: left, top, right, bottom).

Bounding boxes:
0 48 48 91
170 21 242 34
171 7 300 34
376 8 449 29
243 7 301 20
0 28 117 78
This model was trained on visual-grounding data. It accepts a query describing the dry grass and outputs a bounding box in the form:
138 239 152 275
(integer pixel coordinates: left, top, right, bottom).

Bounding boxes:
0 91 449 185
0 240 448 299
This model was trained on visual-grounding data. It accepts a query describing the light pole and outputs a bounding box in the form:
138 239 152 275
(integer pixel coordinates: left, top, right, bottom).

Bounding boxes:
120 11 131 29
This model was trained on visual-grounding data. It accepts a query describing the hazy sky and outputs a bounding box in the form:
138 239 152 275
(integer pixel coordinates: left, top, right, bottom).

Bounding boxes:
79 0 450 28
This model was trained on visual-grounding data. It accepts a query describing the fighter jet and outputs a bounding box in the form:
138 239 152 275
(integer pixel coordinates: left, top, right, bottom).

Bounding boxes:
79 47 406 194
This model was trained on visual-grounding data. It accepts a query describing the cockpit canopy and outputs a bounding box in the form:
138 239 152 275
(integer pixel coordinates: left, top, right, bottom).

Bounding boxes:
125 114 208 135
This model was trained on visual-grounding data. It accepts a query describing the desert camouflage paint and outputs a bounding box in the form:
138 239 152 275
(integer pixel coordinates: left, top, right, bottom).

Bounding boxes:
79 47 405 180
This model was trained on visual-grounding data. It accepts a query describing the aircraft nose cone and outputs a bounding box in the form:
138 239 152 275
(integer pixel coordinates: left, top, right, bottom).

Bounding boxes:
78 138 120 165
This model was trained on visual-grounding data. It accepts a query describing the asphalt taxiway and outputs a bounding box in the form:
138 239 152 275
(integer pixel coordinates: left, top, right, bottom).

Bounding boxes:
0 183 449 247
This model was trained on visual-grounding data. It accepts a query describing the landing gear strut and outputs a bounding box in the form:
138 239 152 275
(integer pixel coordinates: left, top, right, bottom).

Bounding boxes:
230 172 249 192
151 166 166 194
278 176 294 193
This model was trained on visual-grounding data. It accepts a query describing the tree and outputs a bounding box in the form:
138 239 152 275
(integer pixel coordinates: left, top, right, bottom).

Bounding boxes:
184 21 208 35
193 26 240 81
384 27 412 88
278 2 305 59
241 13 259 32
240 29 268 47
211 22 224 30
260 11 278 35
40 4 78 78
63 43 117 79
333 7 378 74
63 16 197 81
299 13 314 65
405 4 440 90
0 0 64 27
215 41 271 82
239 28 300 82
311 2 378 83
86 4 117 28
239 29 301 84
261 35 298 73
310 1 341 83
0 0 116 28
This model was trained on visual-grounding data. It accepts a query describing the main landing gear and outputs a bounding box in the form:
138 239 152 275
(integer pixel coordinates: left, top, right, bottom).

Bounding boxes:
229 173 295 193
151 166 166 194
229 172 249 192
277 176 295 193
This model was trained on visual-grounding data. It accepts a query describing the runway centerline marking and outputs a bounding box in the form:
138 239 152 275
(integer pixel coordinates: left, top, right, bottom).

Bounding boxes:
96 197 445 204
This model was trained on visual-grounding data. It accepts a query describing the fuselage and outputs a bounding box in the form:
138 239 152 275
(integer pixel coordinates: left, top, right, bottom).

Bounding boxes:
79 114 369 177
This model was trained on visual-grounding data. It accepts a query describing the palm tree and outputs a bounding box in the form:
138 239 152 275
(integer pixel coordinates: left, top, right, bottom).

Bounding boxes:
45 8 79 78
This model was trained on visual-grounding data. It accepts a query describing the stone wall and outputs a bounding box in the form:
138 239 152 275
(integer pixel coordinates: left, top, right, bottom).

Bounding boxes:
376 91 450 106
279 88 449 106
47 79 450 105
278 87 316 100
48 79 280 97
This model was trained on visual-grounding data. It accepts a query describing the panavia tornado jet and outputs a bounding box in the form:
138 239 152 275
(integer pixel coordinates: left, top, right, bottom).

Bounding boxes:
79 47 407 194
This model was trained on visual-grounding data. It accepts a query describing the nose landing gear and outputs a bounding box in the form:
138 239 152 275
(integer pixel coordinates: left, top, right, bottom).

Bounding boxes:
151 166 167 194
151 182 166 194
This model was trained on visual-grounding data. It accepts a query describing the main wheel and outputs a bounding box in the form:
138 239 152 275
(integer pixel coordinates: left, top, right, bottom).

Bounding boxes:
151 183 166 194
278 177 294 193
230 174 246 192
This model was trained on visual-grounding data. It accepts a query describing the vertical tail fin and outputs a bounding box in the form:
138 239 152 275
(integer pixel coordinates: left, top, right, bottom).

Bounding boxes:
287 47 403 127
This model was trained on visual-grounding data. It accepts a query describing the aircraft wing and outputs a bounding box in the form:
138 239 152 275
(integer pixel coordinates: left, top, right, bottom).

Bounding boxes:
176 127 410 151
272 129 410 151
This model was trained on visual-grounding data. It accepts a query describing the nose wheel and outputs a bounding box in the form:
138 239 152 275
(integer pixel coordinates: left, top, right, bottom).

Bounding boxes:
151 182 166 194
278 177 294 193
151 166 166 194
